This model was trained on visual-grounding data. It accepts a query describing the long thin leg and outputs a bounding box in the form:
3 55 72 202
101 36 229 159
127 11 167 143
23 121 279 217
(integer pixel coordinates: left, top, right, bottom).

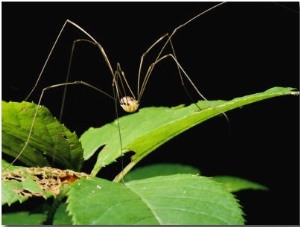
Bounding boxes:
137 2 227 102
25 20 117 102
142 52 230 122
137 34 169 96
60 38 110 122
135 6 231 122
155 2 226 64
61 37 139 115
116 63 136 101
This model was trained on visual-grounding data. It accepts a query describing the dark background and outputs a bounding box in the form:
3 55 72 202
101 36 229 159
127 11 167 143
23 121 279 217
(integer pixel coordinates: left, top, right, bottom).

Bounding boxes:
2 2 299 224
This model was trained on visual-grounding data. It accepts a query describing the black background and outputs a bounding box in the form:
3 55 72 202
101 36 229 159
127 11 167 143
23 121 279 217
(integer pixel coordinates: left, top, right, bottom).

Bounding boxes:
2 2 299 224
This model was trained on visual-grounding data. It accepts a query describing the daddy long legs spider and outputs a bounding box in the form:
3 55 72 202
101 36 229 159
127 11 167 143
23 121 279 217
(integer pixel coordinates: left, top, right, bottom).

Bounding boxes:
2 2 299 223
3 2 230 175
2 2 298 181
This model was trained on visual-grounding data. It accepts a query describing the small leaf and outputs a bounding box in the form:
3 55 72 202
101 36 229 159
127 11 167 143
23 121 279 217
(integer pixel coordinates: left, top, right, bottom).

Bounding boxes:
2 211 46 225
53 203 73 225
2 101 83 171
2 200 72 225
124 163 200 181
80 87 298 176
212 176 269 192
67 175 244 224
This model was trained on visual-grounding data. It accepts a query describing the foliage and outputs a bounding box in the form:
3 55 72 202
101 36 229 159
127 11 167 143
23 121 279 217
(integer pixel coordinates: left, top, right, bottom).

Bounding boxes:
2 87 298 224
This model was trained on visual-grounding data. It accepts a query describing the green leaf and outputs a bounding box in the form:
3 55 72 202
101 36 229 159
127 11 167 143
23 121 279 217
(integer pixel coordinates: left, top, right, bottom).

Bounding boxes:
80 87 299 177
2 101 83 171
53 203 73 225
2 211 46 225
67 175 244 224
124 164 268 192
212 176 269 192
2 203 72 225
124 163 200 181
